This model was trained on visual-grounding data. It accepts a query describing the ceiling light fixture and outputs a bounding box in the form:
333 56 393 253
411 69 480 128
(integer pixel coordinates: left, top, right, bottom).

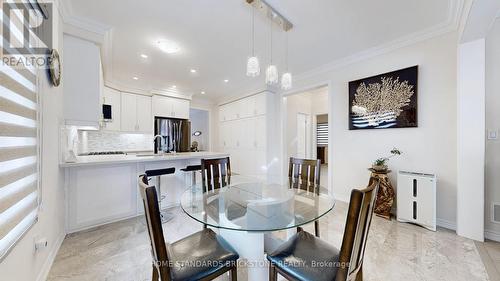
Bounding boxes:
281 32 292 90
190 69 197 73
133 77 139 80
140 54 148 58
157 40 180 54
201 91 206 95
265 17 278 85
246 6 260 77
224 79 229 83
171 85 177 88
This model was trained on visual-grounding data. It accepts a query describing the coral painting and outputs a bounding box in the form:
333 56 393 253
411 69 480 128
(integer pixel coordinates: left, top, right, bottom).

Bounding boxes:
349 66 418 130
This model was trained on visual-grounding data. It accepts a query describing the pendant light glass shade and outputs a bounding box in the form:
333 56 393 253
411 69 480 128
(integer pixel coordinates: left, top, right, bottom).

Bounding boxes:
247 56 260 77
266 65 278 85
247 7 260 77
281 72 292 90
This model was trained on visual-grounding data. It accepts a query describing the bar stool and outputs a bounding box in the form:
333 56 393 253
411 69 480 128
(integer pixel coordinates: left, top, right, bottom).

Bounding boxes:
180 165 201 186
144 167 176 223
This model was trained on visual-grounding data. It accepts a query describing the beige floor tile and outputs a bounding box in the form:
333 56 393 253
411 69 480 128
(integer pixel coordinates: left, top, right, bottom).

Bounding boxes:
48 202 489 281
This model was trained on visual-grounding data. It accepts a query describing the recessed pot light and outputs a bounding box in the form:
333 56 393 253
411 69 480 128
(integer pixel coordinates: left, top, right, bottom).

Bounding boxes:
190 69 197 73
224 79 229 83
171 85 177 89
140 54 148 58
201 91 206 95
157 40 180 54
133 77 139 80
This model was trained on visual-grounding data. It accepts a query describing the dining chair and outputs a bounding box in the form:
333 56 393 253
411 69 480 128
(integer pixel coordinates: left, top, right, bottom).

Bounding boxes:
288 157 322 237
267 180 380 281
138 175 239 281
201 157 231 192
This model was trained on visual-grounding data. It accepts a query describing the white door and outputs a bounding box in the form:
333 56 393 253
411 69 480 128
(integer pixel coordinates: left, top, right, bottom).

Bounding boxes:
296 113 311 159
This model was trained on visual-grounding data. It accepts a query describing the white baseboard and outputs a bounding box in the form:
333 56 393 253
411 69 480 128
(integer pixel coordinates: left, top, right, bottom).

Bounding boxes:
436 218 456 230
36 232 66 281
485 229 500 242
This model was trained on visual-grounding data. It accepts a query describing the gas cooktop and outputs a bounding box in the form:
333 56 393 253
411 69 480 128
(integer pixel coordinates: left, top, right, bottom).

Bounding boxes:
83 151 125 156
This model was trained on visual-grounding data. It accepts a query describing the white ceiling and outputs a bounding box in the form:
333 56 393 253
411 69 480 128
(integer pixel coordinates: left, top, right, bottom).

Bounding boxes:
67 0 455 101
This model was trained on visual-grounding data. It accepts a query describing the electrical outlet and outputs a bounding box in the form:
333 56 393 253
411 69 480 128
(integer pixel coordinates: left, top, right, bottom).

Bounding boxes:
34 236 48 251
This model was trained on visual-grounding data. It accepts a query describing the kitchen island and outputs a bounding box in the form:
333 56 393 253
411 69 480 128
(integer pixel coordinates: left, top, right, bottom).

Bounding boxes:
61 152 228 233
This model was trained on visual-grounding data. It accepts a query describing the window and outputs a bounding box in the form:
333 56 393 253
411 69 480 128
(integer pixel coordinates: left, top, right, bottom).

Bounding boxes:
0 1 41 260
317 122 328 146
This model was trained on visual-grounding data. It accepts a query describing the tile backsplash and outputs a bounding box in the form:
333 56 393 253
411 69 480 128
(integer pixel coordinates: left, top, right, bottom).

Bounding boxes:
78 131 153 153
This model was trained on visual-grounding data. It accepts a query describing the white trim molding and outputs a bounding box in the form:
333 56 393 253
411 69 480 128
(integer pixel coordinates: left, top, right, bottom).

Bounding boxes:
35 232 66 281
485 229 500 242
437 218 457 231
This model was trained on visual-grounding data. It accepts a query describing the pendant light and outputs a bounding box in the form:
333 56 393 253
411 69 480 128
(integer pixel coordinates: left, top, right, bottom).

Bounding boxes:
265 16 278 85
247 7 260 77
281 31 292 90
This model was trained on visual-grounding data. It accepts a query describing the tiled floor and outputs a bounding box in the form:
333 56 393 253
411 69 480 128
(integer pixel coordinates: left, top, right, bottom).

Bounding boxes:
47 200 489 281
477 240 500 281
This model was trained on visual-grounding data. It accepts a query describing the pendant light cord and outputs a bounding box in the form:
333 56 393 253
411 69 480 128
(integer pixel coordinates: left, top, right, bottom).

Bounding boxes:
285 31 289 71
270 17 273 64
252 7 255 56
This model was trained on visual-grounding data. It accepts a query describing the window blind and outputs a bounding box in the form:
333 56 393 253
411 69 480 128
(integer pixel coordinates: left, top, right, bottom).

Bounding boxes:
0 1 40 260
317 122 328 146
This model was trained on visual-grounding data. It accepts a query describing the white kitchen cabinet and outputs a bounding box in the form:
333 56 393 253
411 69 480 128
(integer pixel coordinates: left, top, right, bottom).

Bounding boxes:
121 93 152 133
102 87 121 131
171 98 190 119
136 95 153 132
219 105 228 122
152 95 190 119
218 92 274 180
254 116 266 149
63 34 102 127
121 93 138 132
254 93 267 116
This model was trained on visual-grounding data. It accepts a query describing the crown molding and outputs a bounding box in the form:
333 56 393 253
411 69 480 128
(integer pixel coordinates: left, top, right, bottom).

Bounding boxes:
293 0 463 87
104 80 192 100
150 89 192 100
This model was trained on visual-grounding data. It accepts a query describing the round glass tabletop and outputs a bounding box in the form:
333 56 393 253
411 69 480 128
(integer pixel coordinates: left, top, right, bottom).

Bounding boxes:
180 176 336 232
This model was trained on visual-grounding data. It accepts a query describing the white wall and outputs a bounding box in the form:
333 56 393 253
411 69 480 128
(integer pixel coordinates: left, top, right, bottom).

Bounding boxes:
0 3 66 280
290 32 458 226
485 19 500 239
189 108 210 151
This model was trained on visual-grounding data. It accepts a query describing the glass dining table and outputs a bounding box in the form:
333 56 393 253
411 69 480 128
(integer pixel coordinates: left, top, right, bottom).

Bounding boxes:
180 175 336 280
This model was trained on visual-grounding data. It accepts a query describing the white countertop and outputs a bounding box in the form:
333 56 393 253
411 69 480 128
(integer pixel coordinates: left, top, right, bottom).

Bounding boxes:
60 151 229 168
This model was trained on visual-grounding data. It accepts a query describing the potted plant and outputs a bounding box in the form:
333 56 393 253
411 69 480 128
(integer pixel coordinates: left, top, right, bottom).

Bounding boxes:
372 148 402 172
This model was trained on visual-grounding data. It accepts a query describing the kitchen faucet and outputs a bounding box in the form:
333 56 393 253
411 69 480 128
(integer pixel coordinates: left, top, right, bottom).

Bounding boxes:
153 134 163 154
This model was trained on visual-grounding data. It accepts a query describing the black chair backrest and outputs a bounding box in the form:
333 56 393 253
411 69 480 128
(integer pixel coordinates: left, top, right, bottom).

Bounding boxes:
201 157 231 192
336 180 379 281
139 175 171 281
288 157 321 194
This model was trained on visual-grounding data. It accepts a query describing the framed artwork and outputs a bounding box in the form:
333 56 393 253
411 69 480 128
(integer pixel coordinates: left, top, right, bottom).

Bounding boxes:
349 66 418 130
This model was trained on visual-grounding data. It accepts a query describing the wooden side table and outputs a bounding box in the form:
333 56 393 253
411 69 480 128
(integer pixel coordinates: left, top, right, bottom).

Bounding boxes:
368 168 394 220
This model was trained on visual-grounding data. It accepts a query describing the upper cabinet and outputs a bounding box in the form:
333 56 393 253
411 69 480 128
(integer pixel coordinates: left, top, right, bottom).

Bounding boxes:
63 34 102 127
218 92 267 122
102 87 121 131
136 95 153 132
121 93 152 133
152 95 190 119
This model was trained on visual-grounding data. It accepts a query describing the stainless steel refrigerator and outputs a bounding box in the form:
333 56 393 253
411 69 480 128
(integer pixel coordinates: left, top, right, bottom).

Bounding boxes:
154 117 191 153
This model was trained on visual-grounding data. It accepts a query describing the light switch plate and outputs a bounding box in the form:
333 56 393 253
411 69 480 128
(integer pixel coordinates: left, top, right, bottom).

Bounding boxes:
488 130 498 140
